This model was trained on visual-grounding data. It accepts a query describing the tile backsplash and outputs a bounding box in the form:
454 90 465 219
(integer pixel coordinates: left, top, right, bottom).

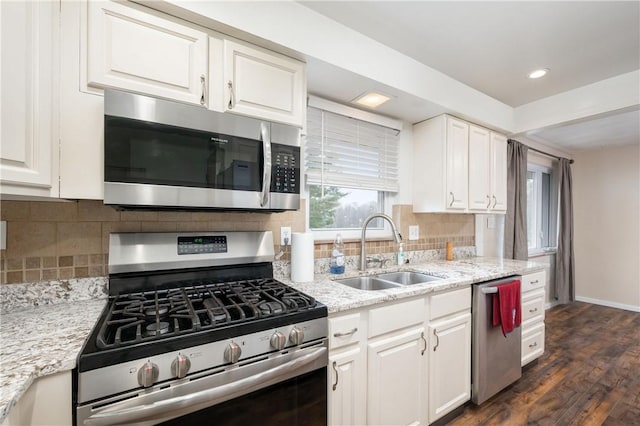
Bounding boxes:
0 201 474 284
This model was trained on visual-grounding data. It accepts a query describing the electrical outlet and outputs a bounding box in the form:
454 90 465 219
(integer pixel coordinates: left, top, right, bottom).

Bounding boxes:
280 226 291 245
409 225 419 241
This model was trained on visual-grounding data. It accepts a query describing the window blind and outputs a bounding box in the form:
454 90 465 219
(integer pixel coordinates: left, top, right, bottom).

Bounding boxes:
305 106 400 192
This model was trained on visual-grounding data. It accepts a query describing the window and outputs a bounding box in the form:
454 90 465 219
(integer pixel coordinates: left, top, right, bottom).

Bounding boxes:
526 164 557 252
305 105 399 239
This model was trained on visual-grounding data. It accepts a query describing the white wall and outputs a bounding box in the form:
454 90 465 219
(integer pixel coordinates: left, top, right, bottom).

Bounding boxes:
572 144 640 311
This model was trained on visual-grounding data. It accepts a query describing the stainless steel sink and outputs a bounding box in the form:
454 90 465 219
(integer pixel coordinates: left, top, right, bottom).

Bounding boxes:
374 271 443 285
335 276 403 291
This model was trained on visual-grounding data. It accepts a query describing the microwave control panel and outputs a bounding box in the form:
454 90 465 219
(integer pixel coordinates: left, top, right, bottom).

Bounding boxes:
271 144 300 194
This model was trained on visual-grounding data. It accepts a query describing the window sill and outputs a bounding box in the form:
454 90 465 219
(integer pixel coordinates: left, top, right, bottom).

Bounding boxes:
529 248 557 258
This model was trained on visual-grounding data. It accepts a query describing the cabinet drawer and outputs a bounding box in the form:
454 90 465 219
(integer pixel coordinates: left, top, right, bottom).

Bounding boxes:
429 287 471 321
329 313 364 350
369 298 424 338
522 270 545 293
521 290 545 324
521 323 545 366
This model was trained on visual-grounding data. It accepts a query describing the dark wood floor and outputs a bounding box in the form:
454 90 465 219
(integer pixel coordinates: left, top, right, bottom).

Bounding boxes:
447 302 640 426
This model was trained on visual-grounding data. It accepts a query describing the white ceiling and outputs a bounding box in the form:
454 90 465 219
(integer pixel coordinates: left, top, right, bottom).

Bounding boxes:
299 1 640 152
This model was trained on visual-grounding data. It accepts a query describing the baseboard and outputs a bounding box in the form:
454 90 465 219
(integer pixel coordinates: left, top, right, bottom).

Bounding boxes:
545 301 561 310
575 296 640 313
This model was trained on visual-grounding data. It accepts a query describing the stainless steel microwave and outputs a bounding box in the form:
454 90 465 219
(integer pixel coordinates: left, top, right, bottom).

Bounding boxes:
103 89 300 211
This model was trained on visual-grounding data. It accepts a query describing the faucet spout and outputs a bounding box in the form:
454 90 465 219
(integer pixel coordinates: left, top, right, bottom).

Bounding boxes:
360 213 402 271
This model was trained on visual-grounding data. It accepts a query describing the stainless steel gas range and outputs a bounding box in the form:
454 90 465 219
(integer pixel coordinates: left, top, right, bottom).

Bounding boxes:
74 231 328 426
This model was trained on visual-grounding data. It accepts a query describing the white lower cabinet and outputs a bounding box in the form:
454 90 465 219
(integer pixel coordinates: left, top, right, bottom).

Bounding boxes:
1 371 71 426
328 287 472 426
427 312 471 423
328 312 367 426
367 327 427 426
521 271 546 366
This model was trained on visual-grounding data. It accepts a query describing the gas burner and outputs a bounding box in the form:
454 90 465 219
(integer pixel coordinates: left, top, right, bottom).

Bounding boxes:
96 278 319 349
258 301 284 315
145 321 170 337
145 306 169 317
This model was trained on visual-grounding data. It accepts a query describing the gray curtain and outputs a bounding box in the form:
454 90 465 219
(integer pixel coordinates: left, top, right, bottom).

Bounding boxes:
504 139 528 260
555 158 575 303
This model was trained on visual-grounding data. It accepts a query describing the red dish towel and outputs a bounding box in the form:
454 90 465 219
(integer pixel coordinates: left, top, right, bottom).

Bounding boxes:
492 280 522 336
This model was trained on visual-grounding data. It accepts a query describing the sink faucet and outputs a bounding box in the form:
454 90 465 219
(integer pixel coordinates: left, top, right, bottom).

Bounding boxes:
360 213 402 270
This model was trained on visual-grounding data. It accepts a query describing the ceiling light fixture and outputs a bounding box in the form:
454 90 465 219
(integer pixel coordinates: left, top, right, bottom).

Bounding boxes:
352 91 391 108
528 68 549 79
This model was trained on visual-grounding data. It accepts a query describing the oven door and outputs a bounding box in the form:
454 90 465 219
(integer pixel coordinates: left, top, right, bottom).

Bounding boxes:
77 343 327 426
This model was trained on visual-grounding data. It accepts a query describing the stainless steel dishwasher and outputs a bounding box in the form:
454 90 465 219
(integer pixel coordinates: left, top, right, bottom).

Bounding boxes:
471 276 522 405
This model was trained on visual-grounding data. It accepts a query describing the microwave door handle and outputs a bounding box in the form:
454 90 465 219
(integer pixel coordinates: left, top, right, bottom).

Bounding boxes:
260 123 272 207
82 346 327 426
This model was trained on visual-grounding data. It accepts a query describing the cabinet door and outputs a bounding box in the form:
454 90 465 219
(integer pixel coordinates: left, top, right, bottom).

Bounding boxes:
445 117 469 210
368 327 427 426
0 0 58 198
490 132 507 212
328 346 366 426
224 39 305 127
428 312 471 423
468 125 491 211
87 1 208 105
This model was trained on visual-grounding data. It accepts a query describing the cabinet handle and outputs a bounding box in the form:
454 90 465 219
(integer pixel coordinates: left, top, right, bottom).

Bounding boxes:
449 192 455 207
486 195 491 208
333 328 358 338
529 342 538 348
227 81 235 109
492 195 497 208
200 75 206 106
331 361 339 391
420 332 427 356
529 308 538 313
530 280 539 284
433 329 440 352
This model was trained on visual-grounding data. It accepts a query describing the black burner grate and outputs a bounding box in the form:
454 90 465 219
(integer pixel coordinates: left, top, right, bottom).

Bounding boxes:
96 278 317 349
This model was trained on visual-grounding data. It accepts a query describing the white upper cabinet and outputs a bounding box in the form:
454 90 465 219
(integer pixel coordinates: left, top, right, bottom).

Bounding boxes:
87 1 208 105
490 132 508 212
413 115 469 212
468 125 492 210
468 127 507 213
415 114 507 214
0 0 58 198
223 39 306 127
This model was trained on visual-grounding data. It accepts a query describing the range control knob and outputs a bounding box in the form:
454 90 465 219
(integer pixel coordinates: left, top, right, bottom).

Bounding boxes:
270 331 287 350
224 342 242 364
289 326 304 346
171 354 191 379
137 361 159 388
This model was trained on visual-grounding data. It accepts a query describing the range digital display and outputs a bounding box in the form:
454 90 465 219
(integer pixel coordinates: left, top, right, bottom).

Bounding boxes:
177 236 227 255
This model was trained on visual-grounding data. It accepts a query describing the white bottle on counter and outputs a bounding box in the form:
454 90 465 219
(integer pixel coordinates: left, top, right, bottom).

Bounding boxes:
330 233 345 274
397 242 405 266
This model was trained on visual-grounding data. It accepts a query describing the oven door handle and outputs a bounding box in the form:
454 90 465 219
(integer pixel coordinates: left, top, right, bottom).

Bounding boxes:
83 346 326 426
260 122 272 207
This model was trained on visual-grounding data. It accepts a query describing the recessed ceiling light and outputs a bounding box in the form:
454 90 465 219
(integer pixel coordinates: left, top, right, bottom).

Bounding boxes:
528 68 549 79
352 91 391 108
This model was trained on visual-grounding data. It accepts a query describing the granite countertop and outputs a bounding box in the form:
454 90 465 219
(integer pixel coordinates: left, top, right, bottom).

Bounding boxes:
0 299 107 423
0 256 544 423
283 257 547 314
